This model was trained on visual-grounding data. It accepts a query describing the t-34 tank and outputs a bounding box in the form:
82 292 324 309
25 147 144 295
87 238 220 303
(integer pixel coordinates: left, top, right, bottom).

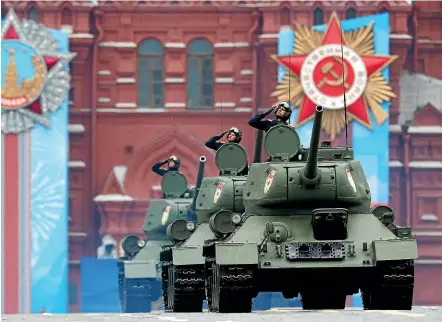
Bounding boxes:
160 139 258 312
204 105 418 313
118 157 206 313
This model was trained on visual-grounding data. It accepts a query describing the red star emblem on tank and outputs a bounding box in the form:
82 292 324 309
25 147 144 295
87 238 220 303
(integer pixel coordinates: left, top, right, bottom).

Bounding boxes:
264 169 276 194
271 12 397 140
213 182 225 204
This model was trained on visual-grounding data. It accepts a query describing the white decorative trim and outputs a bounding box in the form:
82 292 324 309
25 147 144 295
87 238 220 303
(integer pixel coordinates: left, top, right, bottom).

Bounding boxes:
415 231 442 237
94 194 133 202
69 232 88 237
415 259 442 265
69 161 86 168
240 97 252 103
421 214 438 222
214 42 250 48
215 77 234 84
408 161 442 169
165 78 185 83
390 34 413 40
113 165 127 186
408 126 442 134
240 69 253 76
235 107 252 112
69 33 94 39
115 103 137 108
152 185 161 191
258 33 279 39
165 42 186 48
165 103 186 108
389 124 402 133
68 124 85 133
98 97 111 103
418 39 442 45
116 77 136 84
215 102 235 108
97 70 111 76
389 160 403 168
61 25 73 34
98 41 137 48
97 108 165 113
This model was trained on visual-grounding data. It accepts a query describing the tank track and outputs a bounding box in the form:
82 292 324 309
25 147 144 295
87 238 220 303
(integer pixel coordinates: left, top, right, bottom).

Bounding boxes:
118 261 160 313
162 261 205 312
362 259 414 310
210 262 255 313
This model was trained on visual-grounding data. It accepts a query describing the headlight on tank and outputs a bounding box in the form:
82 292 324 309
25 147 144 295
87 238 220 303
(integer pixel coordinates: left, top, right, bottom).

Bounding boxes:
231 213 242 225
137 240 146 248
186 222 196 231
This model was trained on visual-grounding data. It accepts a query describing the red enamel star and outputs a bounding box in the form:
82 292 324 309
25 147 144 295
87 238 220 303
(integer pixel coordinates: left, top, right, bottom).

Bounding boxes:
274 12 397 128
2 25 58 115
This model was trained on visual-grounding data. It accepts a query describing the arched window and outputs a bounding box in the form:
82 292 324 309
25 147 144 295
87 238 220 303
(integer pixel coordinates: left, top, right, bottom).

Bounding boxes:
345 8 357 20
137 39 164 108
28 8 38 22
187 38 214 109
61 7 73 26
313 8 324 25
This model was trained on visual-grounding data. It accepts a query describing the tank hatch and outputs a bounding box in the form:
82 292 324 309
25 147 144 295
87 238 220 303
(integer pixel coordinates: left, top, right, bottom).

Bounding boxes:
161 171 188 198
264 125 301 161
215 143 248 175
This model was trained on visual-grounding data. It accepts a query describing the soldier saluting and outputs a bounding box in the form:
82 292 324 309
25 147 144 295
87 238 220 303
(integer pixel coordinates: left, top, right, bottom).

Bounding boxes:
248 102 292 132
205 127 242 151
152 155 181 176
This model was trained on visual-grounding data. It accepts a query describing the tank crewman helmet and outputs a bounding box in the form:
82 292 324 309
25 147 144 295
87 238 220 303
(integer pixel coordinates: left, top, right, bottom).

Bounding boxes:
168 155 181 169
275 101 292 122
227 127 242 143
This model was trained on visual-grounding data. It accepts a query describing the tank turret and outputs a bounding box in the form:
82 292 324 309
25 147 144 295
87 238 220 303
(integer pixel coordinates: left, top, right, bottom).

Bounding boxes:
195 143 249 222
143 158 206 242
244 105 370 216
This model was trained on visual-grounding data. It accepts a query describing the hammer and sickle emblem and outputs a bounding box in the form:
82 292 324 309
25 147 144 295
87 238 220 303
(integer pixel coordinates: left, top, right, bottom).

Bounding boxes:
317 57 350 89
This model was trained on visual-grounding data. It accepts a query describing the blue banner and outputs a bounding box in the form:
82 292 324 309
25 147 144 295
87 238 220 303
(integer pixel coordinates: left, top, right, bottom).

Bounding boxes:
277 13 393 308
30 29 70 313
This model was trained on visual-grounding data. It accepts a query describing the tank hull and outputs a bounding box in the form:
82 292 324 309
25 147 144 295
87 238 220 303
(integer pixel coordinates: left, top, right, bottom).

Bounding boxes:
205 213 418 312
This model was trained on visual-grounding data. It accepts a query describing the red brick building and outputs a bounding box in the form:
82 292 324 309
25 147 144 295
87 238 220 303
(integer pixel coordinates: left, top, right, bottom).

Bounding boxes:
2 0 442 312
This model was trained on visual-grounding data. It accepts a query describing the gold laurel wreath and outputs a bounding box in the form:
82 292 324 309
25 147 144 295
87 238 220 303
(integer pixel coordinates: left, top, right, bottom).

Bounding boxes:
271 17 397 140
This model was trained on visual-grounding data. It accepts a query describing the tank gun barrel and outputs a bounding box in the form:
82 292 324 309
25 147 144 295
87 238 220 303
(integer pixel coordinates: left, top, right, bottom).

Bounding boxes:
191 156 206 211
304 105 324 179
253 129 264 163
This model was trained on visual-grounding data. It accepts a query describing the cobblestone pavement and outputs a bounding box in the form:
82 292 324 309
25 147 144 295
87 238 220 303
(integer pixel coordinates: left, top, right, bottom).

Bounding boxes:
2 307 441 322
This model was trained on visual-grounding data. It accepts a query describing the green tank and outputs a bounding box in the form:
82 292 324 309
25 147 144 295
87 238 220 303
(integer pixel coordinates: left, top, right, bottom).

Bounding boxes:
203 106 418 313
161 132 264 313
118 157 206 313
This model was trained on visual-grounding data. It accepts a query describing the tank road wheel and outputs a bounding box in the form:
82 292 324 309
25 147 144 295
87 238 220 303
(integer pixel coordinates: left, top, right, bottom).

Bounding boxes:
166 265 205 312
211 263 254 313
362 260 414 310
300 290 346 310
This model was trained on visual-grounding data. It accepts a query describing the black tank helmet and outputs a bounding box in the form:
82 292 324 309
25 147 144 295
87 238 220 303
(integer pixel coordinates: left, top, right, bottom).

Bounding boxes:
168 155 180 170
227 127 242 143
275 101 292 122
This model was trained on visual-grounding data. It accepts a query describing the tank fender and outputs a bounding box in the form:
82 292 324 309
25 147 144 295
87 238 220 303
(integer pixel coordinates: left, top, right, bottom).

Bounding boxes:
215 243 259 265
172 247 205 266
372 239 418 263
123 261 157 279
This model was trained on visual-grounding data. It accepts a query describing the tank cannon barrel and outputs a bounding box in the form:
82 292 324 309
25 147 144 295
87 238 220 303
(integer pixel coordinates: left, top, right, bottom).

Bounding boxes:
191 156 207 211
253 129 264 163
304 105 324 179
